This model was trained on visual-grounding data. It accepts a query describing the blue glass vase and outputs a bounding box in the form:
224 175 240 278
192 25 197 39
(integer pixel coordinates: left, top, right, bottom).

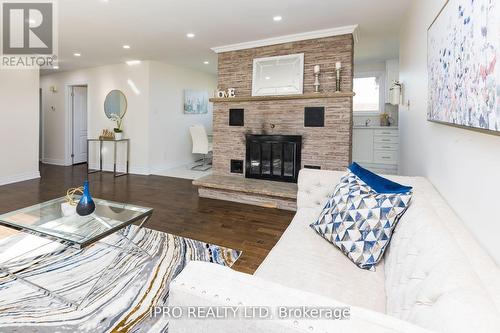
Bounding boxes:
76 180 96 216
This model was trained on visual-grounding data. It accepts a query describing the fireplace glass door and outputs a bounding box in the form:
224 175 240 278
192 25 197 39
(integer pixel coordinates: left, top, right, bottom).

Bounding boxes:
246 135 302 183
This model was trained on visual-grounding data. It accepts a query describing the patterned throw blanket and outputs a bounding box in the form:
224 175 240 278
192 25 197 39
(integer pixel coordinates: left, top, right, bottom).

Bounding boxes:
0 226 241 332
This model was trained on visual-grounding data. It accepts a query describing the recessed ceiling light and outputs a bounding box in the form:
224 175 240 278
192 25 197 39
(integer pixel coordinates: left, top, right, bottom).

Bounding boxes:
123 45 131 49
73 53 81 57
126 60 141 66
273 16 282 22
265 76 271 80
186 33 195 38
203 61 209 65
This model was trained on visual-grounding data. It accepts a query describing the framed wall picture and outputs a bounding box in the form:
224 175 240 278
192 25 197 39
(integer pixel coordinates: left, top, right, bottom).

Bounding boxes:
427 0 500 133
184 89 209 114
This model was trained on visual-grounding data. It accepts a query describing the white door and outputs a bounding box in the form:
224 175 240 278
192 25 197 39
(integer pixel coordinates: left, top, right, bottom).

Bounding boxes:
72 86 88 164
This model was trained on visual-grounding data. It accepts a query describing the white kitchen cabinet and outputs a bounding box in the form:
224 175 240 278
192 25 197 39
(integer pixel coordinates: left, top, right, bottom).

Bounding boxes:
373 150 398 164
352 129 373 163
352 127 399 175
374 135 398 144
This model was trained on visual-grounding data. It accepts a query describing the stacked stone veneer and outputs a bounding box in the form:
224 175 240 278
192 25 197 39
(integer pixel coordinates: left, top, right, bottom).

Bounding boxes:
212 34 354 176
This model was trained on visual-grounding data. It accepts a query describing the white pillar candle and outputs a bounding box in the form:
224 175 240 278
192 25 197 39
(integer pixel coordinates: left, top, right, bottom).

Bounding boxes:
314 65 320 74
336 62 342 70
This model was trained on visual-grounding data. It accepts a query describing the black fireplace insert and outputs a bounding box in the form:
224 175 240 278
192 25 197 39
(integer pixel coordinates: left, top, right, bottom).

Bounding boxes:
245 135 302 183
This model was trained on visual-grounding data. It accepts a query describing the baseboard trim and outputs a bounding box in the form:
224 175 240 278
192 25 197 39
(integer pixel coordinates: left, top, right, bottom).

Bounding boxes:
88 163 150 176
150 160 197 176
0 171 40 186
42 158 69 166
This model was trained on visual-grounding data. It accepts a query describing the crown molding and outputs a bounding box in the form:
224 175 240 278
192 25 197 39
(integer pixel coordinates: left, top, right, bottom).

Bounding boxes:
211 25 359 53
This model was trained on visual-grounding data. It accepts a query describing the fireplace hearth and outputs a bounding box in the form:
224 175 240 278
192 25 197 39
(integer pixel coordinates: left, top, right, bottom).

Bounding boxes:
245 134 302 183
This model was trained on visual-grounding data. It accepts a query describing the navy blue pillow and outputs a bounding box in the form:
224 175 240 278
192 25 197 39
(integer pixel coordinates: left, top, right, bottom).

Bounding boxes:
348 162 412 194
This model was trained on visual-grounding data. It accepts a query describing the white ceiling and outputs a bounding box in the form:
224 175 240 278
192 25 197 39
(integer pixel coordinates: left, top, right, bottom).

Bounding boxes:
48 0 412 75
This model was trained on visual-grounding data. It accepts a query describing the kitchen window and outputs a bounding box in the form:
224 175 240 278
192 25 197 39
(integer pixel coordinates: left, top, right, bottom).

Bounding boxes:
353 76 383 114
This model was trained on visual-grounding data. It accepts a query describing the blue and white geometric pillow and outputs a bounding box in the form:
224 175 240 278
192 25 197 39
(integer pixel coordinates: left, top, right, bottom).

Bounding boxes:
310 172 412 271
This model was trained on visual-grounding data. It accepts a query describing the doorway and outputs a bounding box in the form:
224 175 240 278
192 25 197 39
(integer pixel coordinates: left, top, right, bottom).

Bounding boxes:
70 85 88 165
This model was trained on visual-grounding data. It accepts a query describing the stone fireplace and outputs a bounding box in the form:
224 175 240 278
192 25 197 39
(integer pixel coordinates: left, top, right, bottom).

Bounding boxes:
193 32 354 210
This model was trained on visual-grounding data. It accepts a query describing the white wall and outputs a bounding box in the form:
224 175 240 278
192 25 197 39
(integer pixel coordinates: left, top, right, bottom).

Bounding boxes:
41 62 151 174
0 70 40 185
149 61 217 174
399 0 500 264
40 60 216 175
354 61 386 76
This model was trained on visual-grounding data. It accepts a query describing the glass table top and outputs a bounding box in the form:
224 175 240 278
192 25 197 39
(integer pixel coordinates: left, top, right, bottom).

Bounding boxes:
0 197 153 248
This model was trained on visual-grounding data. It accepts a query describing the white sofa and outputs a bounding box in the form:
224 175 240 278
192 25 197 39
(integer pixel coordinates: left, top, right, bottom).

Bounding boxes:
169 169 500 333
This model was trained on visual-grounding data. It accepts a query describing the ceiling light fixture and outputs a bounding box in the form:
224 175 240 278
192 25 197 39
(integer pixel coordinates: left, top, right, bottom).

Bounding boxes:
126 60 141 66
203 61 209 65
273 16 282 22
186 33 195 38
73 53 81 57
123 45 131 49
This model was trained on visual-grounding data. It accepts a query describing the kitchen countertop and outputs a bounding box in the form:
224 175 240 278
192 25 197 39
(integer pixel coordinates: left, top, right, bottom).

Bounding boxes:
353 126 399 129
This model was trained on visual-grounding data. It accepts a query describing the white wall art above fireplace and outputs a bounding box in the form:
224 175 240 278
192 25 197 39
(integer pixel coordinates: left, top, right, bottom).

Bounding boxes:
252 53 304 96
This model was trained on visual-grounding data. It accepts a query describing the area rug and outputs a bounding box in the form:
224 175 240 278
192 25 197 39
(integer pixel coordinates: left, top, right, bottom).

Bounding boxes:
0 226 241 332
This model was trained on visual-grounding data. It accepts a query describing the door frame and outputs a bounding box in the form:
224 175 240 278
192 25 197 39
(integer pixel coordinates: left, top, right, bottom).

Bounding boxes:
39 88 43 161
65 83 89 166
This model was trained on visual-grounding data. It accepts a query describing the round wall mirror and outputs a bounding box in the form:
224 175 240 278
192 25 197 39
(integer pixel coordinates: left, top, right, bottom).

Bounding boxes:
104 90 127 119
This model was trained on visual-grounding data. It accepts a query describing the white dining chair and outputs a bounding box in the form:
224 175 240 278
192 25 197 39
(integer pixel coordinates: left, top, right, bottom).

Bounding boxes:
189 125 213 171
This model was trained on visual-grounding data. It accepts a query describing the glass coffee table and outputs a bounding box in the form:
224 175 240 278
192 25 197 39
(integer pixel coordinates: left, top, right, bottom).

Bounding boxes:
0 197 153 309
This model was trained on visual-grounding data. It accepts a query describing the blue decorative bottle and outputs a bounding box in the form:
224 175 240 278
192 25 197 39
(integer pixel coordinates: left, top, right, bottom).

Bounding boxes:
76 180 96 216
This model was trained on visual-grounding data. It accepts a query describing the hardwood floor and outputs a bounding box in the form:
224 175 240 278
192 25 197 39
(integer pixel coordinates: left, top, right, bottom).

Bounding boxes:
0 164 294 274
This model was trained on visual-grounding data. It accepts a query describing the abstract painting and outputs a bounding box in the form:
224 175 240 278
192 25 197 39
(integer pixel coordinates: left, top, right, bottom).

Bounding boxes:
184 89 209 114
428 0 500 132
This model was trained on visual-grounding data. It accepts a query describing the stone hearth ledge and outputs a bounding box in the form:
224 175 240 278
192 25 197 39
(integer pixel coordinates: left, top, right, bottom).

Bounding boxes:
193 175 297 211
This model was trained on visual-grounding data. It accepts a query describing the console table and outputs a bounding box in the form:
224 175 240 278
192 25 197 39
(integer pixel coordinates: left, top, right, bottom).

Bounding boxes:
87 138 129 177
